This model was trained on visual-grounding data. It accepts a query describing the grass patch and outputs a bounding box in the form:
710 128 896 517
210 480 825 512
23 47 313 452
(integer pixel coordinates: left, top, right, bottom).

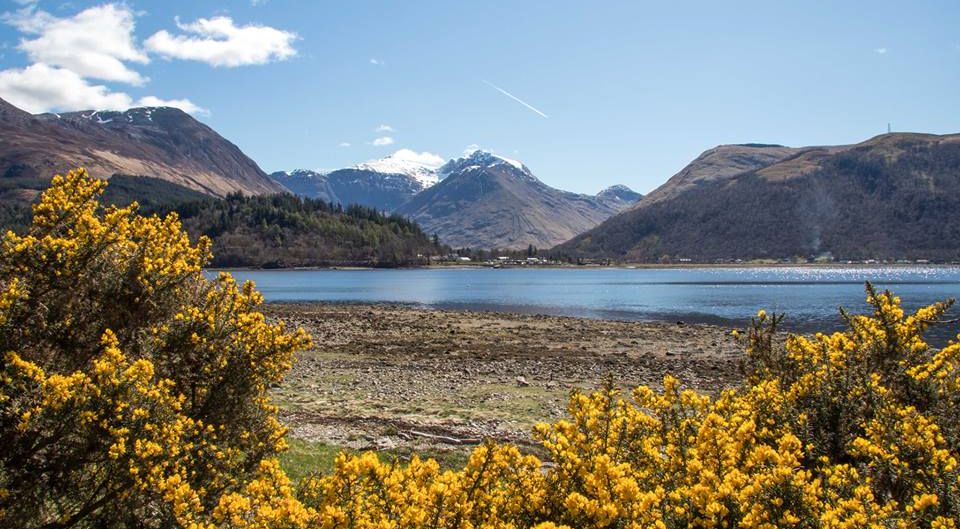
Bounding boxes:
280 437 477 482
280 438 344 481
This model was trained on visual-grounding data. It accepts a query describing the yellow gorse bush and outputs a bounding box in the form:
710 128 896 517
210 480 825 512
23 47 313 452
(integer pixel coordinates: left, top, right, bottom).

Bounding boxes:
0 169 312 528
1 169 959 528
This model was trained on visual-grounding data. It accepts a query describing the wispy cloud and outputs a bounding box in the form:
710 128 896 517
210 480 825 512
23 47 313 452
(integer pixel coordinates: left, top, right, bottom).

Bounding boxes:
371 136 394 146
369 58 382 65
874 47 888 55
375 124 394 132
338 142 351 147
482 80 548 118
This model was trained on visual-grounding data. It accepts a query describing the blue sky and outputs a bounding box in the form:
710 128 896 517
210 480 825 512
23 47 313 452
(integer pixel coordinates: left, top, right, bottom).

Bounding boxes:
0 1 958 194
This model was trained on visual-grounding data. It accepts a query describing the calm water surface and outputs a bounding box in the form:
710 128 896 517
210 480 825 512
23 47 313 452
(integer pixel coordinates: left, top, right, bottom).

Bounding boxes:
217 267 960 333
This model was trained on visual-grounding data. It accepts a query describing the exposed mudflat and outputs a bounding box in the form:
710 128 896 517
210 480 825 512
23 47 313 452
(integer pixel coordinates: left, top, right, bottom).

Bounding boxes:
266 303 745 458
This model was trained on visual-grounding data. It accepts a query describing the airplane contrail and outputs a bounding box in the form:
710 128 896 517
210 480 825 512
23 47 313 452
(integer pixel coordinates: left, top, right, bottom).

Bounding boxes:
482 80 549 118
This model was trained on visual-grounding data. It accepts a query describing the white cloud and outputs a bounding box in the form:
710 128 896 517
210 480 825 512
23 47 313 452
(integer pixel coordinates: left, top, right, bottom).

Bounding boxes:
369 58 382 65
371 136 394 146
136 95 208 115
5 3 149 85
375 124 394 132
145 16 297 67
874 47 888 55
389 149 444 168
338 142 351 147
0 63 132 113
0 63 204 115
463 144 481 155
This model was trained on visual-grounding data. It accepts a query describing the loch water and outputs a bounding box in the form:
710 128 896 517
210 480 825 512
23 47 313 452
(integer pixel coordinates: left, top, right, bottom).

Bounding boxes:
218 267 960 336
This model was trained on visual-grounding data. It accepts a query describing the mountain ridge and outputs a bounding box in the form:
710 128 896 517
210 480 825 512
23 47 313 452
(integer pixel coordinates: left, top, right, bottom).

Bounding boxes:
0 97 285 201
555 132 960 262
395 150 638 249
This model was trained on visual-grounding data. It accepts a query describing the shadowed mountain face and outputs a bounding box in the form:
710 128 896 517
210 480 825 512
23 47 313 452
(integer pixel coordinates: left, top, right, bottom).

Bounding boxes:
270 168 426 212
272 150 445 212
0 97 284 202
555 133 960 262
395 151 635 249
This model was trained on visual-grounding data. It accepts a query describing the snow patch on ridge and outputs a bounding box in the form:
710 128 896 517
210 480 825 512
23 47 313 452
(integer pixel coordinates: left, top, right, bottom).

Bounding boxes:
460 147 525 171
355 149 445 187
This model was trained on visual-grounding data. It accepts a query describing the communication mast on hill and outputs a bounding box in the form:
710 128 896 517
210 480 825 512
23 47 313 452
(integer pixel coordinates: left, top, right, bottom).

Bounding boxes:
887 123 892 134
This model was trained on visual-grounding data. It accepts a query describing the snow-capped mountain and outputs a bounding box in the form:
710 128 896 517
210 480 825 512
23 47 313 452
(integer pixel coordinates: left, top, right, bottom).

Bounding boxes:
273 150 448 211
395 150 634 249
355 149 445 188
437 149 530 179
274 148 639 248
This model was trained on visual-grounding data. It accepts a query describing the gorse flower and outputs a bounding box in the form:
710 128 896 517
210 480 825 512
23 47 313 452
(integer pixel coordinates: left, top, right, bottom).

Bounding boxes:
1 169 959 528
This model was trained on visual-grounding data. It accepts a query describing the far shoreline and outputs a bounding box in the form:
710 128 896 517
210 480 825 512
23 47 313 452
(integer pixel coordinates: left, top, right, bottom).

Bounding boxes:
207 261 960 273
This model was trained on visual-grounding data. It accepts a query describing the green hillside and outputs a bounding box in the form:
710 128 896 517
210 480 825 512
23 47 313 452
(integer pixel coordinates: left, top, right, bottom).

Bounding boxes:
0 175 444 268
173 192 444 268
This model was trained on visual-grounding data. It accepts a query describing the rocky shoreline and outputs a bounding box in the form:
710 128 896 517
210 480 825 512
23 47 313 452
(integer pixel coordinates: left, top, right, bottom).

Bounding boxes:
266 303 745 458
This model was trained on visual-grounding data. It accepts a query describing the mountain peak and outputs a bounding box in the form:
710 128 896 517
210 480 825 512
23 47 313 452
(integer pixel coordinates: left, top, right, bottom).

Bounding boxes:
440 149 532 181
355 149 444 187
288 168 329 178
597 185 643 205
462 149 526 170
53 106 193 127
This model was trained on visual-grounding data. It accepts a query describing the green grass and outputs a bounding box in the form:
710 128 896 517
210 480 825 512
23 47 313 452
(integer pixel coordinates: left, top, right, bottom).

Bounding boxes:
280 438 344 482
279 437 474 482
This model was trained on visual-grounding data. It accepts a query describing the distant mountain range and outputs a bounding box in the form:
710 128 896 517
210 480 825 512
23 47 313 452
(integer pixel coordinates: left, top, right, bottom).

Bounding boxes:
269 150 444 213
394 151 638 249
15 96 954 263
0 97 640 252
556 133 960 262
275 150 641 249
0 97 283 203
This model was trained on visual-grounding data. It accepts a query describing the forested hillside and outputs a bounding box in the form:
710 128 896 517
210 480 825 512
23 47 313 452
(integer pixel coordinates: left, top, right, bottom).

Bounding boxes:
173 193 444 268
1 175 444 267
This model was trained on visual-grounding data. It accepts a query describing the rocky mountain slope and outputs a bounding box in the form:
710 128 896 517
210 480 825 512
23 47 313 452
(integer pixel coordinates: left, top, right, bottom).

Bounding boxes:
555 133 960 262
0 97 284 202
596 184 643 209
270 168 423 212
395 150 636 249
